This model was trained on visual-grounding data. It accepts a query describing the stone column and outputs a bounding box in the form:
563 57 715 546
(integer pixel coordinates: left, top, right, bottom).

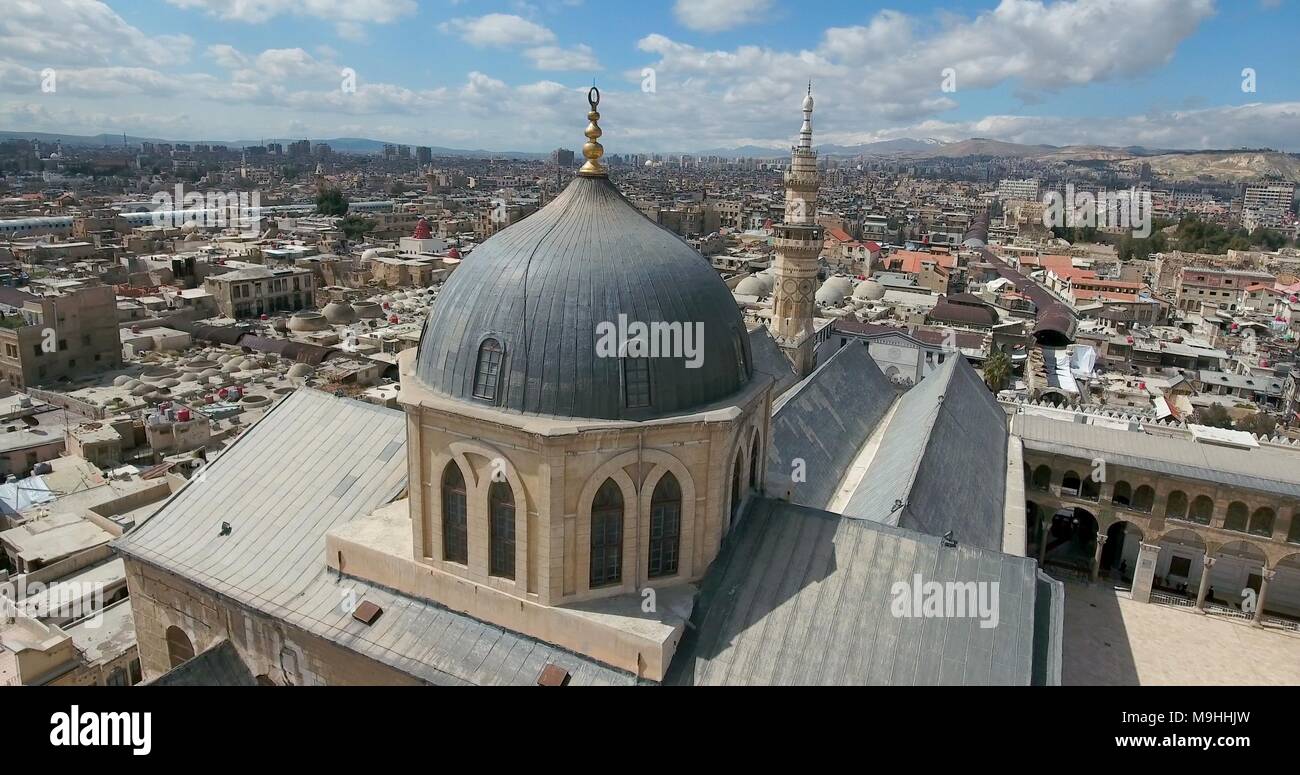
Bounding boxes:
1194 555 1215 614
1090 533 1108 582
1252 568 1276 628
1038 513 1050 566
1130 543 1161 603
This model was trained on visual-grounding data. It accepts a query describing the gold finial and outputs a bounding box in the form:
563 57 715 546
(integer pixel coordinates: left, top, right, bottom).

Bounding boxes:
578 86 606 177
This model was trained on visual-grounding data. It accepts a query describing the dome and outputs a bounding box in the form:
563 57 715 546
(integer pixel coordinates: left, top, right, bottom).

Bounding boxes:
322 302 357 324
288 312 329 332
816 276 854 305
413 174 753 421
734 275 768 297
352 301 383 319
853 279 885 300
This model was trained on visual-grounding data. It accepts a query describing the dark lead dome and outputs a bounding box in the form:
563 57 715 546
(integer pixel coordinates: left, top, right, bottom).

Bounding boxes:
413 174 753 420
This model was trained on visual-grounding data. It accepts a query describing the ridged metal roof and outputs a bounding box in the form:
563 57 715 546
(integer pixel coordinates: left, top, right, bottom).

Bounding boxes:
841 357 1009 552
115 389 634 686
667 498 1047 686
414 174 752 420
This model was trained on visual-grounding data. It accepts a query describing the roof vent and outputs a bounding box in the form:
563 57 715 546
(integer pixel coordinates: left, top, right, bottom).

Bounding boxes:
352 600 383 626
537 664 570 687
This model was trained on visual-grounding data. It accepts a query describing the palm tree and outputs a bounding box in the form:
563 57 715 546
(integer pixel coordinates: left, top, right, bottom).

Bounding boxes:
983 349 1012 392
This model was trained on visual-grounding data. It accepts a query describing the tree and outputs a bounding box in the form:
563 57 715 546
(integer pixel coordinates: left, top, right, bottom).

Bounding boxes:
1194 404 1234 429
1235 412 1278 437
338 215 374 241
316 188 349 216
982 349 1012 392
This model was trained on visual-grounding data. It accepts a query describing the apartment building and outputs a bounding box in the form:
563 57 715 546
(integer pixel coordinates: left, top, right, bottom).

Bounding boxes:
203 265 315 319
0 285 123 391
998 178 1040 202
1174 266 1277 312
1243 182 1296 230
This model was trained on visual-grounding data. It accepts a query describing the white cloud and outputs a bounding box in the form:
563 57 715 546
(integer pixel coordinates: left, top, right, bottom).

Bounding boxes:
525 45 601 71
165 0 415 24
439 14 556 48
673 0 773 32
0 0 191 67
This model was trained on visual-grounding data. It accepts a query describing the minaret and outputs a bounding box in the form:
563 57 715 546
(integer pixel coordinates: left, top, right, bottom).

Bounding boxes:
770 84 824 377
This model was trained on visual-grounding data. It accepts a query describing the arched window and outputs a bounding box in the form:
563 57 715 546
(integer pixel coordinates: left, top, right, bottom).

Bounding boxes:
623 357 651 409
649 474 682 579
1249 507 1275 537
488 482 515 579
1061 471 1082 497
749 435 761 490
1166 490 1188 520
472 338 504 402
589 479 624 588
1112 481 1133 507
165 626 194 669
1225 501 1249 532
442 463 468 565
1031 465 1052 491
1132 485 1155 513
1289 512 1300 544
1189 495 1214 525
1080 475 1101 502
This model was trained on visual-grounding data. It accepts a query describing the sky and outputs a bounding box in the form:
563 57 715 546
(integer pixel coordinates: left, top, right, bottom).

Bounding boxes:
1 0 1299 153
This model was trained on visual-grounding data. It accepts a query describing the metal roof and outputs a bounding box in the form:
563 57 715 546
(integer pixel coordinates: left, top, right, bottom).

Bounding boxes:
1014 413 1300 499
666 498 1047 686
841 357 1009 552
413 174 753 421
114 388 633 686
147 640 256 687
766 342 897 508
747 325 798 397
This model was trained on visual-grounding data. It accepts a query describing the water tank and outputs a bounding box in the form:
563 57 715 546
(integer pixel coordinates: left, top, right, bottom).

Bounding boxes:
177 408 192 422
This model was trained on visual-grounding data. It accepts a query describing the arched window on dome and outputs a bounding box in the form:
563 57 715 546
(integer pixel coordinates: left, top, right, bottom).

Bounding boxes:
489 482 515 580
649 474 681 579
442 463 468 565
623 357 651 409
590 479 624 588
472 338 504 403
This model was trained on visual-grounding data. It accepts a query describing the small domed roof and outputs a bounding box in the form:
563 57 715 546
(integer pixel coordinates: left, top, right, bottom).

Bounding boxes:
816 276 854 305
735 275 768 297
352 301 383 319
853 279 886 300
322 302 357 324
288 312 329 332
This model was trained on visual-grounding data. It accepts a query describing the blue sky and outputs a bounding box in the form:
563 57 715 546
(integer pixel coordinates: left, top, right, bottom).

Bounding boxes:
3 0 1299 152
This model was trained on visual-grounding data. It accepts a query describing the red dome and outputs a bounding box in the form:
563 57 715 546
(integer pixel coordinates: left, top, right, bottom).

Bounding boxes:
446 247 461 259
413 218 433 240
